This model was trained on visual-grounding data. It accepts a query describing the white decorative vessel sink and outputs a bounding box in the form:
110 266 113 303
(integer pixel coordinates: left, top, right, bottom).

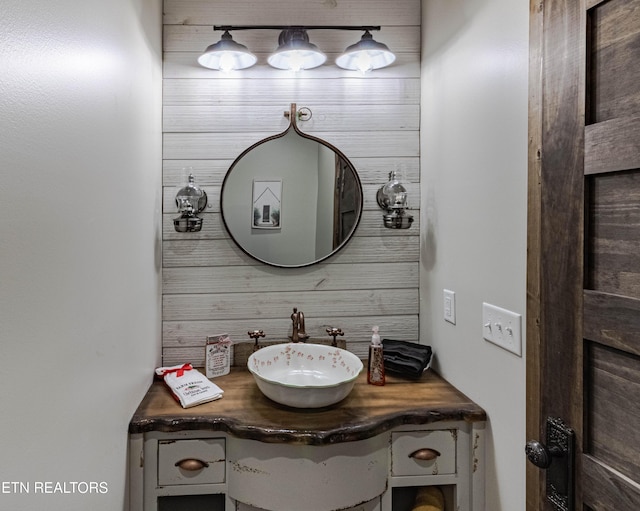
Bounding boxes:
247 343 364 408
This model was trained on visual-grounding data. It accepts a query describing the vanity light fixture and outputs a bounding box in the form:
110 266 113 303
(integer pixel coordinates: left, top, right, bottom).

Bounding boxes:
335 30 396 72
173 173 208 233
197 30 257 72
198 25 395 73
268 28 326 71
376 170 414 229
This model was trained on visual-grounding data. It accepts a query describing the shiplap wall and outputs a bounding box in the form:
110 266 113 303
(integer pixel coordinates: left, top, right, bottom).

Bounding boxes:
162 0 421 365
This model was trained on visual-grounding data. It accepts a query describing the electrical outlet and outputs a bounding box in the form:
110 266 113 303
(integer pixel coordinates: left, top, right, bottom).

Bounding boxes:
444 289 456 324
482 302 522 356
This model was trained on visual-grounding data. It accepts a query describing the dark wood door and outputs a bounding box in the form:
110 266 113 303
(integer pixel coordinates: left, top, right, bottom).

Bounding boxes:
527 0 640 509
333 156 358 249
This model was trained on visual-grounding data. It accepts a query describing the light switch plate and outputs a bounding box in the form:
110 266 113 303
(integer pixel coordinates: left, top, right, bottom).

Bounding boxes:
482 302 522 356
444 289 456 324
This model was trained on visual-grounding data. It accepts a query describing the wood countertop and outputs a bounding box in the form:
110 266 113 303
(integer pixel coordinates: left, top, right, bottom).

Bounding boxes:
129 368 485 445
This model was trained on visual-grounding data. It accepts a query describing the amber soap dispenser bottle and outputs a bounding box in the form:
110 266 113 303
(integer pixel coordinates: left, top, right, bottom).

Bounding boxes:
367 326 385 385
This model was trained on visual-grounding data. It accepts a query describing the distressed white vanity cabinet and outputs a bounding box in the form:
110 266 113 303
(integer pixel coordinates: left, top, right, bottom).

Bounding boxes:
129 369 485 511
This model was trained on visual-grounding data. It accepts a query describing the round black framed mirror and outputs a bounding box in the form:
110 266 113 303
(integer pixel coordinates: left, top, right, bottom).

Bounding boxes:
220 104 363 268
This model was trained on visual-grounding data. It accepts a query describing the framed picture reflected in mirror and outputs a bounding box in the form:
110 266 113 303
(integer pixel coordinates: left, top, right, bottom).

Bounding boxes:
252 179 282 229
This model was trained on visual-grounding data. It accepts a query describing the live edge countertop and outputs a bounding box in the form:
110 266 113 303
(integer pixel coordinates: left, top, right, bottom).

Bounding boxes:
129 368 485 445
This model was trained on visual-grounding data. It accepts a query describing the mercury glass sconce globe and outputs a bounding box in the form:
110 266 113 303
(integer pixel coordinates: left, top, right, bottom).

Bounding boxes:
376 170 414 229
173 174 208 233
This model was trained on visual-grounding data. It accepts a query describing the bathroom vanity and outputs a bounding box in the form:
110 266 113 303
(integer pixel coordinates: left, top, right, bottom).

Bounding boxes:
129 368 485 511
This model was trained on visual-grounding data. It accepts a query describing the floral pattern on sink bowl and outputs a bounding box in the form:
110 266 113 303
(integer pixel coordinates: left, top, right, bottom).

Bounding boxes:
247 343 364 408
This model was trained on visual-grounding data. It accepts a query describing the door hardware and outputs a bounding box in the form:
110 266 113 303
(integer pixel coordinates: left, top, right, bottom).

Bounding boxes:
525 417 575 511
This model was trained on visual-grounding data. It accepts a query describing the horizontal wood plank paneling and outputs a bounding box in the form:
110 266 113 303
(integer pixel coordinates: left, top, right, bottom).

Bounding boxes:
163 315 419 349
163 289 419 321
162 0 421 364
164 236 252 266
585 117 640 174
163 0 421 27
163 262 418 294
583 290 640 357
164 131 420 159
163 78 421 106
163 237 420 267
164 104 420 132
162 314 420 364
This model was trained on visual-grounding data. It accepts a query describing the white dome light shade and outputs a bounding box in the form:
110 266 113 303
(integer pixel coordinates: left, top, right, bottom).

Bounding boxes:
197 31 257 71
336 31 396 72
267 29 326 71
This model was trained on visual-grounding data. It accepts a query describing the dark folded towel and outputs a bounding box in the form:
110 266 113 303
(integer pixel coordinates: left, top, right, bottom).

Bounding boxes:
382 339 432 379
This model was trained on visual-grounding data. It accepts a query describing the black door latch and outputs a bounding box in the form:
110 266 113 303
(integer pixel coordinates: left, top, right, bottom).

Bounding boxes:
525 417 575 511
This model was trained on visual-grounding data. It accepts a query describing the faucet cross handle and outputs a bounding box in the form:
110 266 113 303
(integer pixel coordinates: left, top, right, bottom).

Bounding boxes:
248 330 266 351
326 327 344 347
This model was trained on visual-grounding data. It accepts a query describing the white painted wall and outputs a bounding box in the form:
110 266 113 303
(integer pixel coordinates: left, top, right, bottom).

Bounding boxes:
0 0 162 509
420 1 529 510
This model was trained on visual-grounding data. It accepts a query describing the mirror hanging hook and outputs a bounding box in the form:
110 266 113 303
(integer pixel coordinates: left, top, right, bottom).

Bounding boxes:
297 107 312 121
284 103 312 130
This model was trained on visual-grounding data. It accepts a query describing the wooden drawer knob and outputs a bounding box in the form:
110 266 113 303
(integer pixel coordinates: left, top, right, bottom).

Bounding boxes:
175 458 209 471
409 448 441 461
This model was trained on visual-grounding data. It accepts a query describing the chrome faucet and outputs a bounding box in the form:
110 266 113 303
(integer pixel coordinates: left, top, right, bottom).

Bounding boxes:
290 307 309 342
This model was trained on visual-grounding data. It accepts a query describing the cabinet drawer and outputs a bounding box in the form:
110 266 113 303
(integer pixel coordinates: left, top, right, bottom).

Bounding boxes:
391 430 456 477
237 496 380 511
158 438 226 486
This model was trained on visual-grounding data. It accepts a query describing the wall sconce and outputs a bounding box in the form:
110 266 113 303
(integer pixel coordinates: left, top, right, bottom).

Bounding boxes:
173 174 208 233
198 25 395 73
376 170 414 229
